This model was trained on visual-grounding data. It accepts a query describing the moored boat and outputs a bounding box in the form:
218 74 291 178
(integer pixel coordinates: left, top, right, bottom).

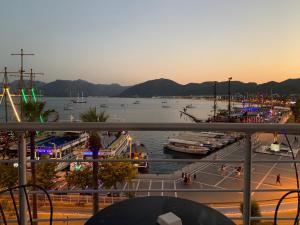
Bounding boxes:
72 92 87 103
164 138 210 155
34 131 89 171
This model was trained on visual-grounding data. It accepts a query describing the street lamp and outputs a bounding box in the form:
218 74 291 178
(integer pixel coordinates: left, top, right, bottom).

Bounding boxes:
128 136 132 159
228 77 232 119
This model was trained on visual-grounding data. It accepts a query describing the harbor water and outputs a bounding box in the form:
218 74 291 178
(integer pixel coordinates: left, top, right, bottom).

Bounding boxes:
0 97 230 173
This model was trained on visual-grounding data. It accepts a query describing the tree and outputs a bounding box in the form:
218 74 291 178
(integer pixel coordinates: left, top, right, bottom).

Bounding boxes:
0 163 18 189
23 101 59 225
240 200 262 225
80 107 109 214
99 160 138 190
65 167 93 190
36 163 58 190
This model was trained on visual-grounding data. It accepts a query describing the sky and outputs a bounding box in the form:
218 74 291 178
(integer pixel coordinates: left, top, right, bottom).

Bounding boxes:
0 0 300 85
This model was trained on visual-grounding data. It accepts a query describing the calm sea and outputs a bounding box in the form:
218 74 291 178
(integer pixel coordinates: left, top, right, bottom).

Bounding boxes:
1 97 229 173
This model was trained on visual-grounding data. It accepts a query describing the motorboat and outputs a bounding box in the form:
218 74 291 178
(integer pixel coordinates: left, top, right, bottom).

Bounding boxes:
164 138 210 155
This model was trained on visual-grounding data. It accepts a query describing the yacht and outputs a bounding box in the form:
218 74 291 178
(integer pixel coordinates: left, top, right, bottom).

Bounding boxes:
100 104 108 108
186 104 195 109
34 131 89 171
161 102 171 108
133 100 140 104
72 92 87 103
164 138 210 155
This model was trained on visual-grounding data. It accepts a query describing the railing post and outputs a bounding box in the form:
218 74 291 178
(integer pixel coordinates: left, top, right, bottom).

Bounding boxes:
243 133 252 225
18 132 27 225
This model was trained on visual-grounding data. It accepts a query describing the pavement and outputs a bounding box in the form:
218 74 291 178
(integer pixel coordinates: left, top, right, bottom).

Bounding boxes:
113 133 300 215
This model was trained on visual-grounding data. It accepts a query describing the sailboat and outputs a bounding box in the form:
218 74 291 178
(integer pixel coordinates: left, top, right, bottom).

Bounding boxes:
72 92 87 103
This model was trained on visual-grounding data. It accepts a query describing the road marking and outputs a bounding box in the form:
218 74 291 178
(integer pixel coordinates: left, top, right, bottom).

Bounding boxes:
174 180 177 198
175 143 242 183
161 180 164 196
122 182 128 191
135 179 140 190
193 181 225 190
252 156 282 196
148 180 152 196
214 169 235 186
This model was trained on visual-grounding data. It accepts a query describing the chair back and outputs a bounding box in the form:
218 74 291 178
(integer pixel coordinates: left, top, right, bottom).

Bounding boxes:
0 184 53 225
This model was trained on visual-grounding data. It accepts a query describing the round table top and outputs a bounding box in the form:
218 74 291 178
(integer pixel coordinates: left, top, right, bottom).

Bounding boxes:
85 196 235 225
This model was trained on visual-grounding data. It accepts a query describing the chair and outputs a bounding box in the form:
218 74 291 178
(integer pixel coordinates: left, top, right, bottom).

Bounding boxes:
0 184 53 225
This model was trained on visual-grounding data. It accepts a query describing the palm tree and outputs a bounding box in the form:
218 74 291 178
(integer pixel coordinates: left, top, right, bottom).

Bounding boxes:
80 107 109 215
23 101 58 225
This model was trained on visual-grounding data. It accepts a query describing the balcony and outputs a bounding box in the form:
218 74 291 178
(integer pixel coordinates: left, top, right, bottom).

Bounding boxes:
1 122 300 225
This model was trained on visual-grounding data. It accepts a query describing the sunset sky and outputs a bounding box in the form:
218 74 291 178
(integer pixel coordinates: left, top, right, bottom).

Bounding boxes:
0 0 299 85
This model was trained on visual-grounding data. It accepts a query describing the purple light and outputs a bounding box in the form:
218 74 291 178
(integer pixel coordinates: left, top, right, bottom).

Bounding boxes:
37 148 53 154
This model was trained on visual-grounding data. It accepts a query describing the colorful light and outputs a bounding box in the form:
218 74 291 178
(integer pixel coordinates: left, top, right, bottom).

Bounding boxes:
39 114 44 123
31 88 37 102
21 88 28 103
6 88 21 122
37 148 53 154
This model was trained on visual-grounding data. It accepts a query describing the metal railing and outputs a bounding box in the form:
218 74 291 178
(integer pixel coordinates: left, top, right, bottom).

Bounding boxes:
1 122 300 225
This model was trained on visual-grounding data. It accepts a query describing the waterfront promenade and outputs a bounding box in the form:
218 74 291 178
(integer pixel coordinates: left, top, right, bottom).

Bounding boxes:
116 132 300 215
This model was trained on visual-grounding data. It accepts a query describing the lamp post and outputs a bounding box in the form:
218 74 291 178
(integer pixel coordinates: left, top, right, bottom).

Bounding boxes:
228 77 232 119
128 136 132 159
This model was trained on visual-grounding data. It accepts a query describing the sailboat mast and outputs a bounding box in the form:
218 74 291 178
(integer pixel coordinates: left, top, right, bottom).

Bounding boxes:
213 81 217 120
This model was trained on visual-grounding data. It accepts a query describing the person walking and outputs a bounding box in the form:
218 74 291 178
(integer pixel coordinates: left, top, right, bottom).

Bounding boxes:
276 174 281 185
182 172 184 179
193 173 196 180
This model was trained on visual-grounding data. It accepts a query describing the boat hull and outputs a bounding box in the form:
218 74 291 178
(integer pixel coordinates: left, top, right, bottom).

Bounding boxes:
164 144 209 155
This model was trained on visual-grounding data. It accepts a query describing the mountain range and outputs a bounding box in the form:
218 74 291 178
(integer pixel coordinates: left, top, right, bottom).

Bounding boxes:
118 78 300 97
1 77 300 97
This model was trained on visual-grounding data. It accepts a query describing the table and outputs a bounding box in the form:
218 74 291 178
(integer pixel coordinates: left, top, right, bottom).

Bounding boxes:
85 196 235 225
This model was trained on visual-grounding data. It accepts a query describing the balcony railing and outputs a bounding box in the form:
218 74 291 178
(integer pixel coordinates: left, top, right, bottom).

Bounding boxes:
1 122 300 225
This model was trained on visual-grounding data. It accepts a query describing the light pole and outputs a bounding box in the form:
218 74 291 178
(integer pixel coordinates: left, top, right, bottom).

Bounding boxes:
228 77 232 119
128 136 132 159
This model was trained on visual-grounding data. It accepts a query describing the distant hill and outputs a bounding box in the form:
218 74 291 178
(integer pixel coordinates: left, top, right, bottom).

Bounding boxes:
40 79 129 97
0 79 129 97
118 78 300 97
2 77 300 97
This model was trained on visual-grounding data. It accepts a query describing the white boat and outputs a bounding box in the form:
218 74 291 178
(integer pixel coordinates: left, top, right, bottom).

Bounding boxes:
78 132 130 159
34 132 89 171
133 100 140 104
164 138 210 155
72 92 87 103
161 102 171 108
100 104 108 108
186 104 195 109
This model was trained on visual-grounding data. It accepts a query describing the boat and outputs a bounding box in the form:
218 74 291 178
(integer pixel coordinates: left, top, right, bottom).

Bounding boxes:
186 104 195 109
161 102 171 108
72 92 87 103
63 103 74 110
34 131 89 171
130 142 149 172
164 138 210 155
133 100 140 104
100 104 108 108
82 132 130 158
